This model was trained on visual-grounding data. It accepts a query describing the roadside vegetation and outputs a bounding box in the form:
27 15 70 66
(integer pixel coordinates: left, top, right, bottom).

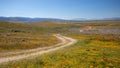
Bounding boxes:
0 21 120 68
0 21 59 52
1 34 120 68
0 33 59 52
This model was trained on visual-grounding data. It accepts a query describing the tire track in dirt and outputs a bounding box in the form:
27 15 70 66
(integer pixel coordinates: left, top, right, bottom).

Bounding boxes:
0 34 77 64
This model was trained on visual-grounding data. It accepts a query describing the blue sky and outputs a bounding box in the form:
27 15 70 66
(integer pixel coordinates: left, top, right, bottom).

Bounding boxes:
0 0 120 19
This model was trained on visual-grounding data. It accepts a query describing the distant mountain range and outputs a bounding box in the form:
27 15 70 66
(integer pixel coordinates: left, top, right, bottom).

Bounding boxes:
72 18 87 21
0 17 68 22
0 16 120 23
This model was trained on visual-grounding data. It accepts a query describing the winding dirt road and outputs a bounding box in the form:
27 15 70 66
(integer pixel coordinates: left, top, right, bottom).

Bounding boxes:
0 34 77 64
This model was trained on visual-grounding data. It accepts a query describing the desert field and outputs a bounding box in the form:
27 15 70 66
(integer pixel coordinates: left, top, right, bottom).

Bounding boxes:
0 20 120 68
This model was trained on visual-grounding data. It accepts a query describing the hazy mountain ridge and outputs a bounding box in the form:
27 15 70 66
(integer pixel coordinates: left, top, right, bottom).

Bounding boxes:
0 17 120 23
0 17 67 22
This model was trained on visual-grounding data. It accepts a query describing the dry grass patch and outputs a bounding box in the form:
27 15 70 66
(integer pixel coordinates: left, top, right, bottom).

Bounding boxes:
0 33 59 52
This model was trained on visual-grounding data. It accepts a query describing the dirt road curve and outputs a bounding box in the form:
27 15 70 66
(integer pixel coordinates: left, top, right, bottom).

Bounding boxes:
0 34 77 64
